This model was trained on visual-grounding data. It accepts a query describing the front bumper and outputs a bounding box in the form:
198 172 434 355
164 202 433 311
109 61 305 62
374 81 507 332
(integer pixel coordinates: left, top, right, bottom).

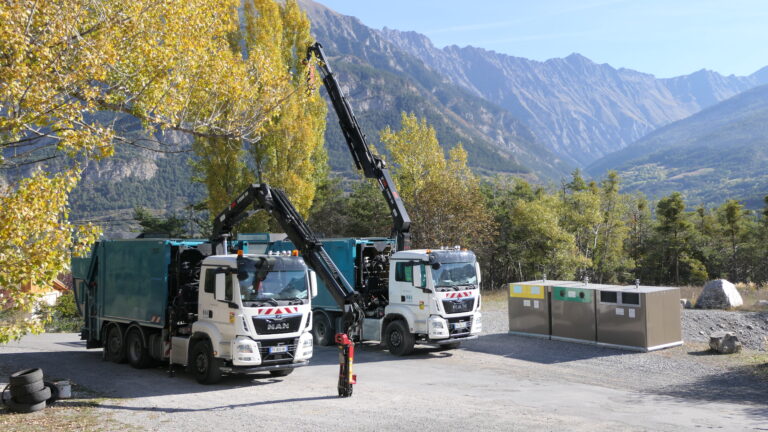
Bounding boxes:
220 360 309 374
427 335 478 345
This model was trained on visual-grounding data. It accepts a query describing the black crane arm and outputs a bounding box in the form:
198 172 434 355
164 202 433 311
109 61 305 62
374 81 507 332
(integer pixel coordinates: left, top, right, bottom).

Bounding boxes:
210 183 363 334
307 42 412 251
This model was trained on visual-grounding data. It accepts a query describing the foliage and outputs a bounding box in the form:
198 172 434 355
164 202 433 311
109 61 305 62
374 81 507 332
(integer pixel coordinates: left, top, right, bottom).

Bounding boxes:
192 0 327 233
0 0 301 342
0 171 99 343
40 290 81 333
132 207 188 238
380 112 496 252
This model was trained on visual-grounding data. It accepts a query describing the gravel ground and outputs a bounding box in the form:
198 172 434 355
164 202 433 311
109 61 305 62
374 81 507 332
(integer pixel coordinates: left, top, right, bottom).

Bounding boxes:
682 309 768 351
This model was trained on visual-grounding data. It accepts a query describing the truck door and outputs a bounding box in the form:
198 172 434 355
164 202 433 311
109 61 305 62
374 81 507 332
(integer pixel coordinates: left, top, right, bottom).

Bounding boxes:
390 261 430 333
199 267 237 351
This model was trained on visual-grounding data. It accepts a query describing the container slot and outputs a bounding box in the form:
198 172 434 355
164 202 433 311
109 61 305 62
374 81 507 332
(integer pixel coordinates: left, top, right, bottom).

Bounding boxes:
621 292 640 305
600 291 618 303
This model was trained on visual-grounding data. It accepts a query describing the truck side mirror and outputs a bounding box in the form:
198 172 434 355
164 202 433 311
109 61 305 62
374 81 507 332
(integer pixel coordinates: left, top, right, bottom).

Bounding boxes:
412 264 424 288
475 262 482 285
215 273 226 301
309 270 318 298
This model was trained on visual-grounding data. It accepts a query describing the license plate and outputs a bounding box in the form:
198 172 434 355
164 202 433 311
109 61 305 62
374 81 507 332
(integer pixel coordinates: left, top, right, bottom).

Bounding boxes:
269 346 288 354
453 321 469 329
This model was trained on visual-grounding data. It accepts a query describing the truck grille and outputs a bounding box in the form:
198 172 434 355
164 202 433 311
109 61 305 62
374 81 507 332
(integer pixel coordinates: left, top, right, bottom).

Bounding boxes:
442 297 475 314
258 338 297 364
252 314 303 334
447 317 472 336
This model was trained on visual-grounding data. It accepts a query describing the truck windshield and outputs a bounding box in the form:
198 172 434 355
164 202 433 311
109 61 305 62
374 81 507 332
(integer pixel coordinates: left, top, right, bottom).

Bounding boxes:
239 270 308 302
236 256 308 304
431 262 477 288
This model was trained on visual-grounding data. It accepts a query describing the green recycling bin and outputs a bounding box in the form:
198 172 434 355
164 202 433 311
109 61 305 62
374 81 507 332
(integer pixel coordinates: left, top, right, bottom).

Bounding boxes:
550 284 597 342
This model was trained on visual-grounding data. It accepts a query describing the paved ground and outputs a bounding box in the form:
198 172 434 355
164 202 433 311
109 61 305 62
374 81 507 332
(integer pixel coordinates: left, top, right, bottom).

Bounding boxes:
1 327 766 431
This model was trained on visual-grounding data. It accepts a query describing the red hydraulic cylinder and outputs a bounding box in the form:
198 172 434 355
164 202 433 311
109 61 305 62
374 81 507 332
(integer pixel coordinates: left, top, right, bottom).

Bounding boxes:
335 333 356 397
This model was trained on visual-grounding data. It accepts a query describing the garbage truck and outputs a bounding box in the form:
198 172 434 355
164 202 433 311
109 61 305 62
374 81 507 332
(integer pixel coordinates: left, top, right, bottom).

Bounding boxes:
298 43 483 355
269 238 482 355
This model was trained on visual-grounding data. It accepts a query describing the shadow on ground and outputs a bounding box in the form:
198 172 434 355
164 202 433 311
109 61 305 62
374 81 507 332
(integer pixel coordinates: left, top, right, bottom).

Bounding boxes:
650 365 768 418
459 333 635 364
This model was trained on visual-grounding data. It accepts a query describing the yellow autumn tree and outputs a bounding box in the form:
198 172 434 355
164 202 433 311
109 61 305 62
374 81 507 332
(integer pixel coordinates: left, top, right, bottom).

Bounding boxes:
0 0 299 342
194 0 327 231
380 112 496 251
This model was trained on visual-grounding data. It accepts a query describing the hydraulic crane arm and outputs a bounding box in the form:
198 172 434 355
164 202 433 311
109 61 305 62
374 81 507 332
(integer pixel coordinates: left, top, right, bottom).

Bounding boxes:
210 183 364 336
211 183 362 397
307 42 412 251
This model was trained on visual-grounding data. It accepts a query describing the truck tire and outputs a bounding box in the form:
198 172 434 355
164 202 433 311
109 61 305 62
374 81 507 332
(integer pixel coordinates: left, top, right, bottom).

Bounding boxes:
9 380 44 396
385 320 414 356
43 382 60 405
104 324 126 363
126 328 152 369
312 313 335 346
4 397 46 413
9 368 43 386
191 340 222 384
269 368 294 377
13 386 50 404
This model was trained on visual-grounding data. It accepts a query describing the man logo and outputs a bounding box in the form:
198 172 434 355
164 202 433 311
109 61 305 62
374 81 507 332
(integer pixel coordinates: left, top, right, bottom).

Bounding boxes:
267 322 290 331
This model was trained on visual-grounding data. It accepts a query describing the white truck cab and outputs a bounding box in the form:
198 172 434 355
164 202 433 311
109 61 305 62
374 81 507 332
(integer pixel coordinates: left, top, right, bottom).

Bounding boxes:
362 248 482 355
171 252 316 383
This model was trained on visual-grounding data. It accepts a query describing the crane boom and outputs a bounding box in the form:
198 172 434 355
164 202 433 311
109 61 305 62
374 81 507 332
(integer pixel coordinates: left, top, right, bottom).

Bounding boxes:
210 183 363 334
210 183 363 397
307 42 412 251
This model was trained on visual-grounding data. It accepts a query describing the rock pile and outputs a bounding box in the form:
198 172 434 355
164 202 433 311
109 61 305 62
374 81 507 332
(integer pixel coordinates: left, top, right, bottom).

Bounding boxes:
709 331 742 354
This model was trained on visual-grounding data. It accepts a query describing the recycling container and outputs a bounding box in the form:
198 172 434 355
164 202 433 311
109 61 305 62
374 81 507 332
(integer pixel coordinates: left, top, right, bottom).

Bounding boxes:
596 285 682 351
550 283 597 342
508 280 575 337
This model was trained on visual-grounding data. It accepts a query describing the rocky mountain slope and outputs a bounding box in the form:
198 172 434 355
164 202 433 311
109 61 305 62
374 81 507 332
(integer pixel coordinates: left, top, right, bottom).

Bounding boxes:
301 0 570 180
587 84 768 208
380 28 768 166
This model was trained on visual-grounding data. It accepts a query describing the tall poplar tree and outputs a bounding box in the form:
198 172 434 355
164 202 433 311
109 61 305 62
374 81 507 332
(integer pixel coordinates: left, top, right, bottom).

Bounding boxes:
193 0 327 232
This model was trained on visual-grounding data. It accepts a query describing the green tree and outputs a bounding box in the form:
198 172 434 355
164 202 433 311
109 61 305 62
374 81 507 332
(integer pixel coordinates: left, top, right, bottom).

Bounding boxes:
655 192 694 284
133 207 188 238
592 171 632 283
380 112 495 254
193 0 327 233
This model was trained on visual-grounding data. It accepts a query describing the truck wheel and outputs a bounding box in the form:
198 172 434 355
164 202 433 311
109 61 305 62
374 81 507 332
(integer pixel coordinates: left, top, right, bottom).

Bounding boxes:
191 340 222 384
312 313 335 346
126 328 152 369
104 324 126 363
269 369 294 377
9 380 44 396
385 320 414 356
13 386 51 404
4 397 46 413
9 368 43 386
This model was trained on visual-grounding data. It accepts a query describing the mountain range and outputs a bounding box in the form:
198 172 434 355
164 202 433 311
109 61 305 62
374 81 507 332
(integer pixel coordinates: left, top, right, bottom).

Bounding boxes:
378 26 768 167
6 0 767 235
587 84 768 208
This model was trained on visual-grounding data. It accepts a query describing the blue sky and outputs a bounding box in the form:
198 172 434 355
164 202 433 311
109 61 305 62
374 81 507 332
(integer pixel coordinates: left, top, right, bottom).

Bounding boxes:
316 0 768 78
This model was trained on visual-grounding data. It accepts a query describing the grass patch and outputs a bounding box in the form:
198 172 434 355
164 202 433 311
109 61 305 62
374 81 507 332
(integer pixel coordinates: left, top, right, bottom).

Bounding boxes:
481 289 508 306
0 400 107 432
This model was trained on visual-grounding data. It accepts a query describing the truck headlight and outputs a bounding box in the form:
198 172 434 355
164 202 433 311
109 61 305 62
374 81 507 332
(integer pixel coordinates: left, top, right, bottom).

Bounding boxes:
236 344 254 353
430 320 445 329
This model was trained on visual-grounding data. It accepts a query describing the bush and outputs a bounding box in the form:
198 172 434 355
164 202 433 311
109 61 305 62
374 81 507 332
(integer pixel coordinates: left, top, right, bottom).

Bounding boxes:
41 290 81 333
